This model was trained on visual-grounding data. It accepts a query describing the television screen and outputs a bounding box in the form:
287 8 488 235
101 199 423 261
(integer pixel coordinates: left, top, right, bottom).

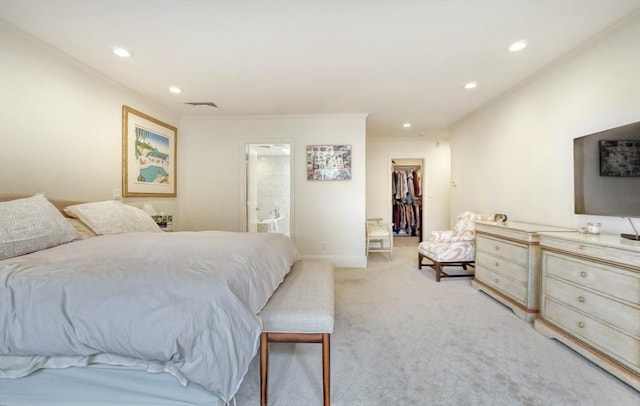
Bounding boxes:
574 121 640 217
599 140 640 177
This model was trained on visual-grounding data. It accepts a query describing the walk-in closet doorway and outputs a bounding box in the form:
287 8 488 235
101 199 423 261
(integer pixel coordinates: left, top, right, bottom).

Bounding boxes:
391 158 424 244
245 143 292 237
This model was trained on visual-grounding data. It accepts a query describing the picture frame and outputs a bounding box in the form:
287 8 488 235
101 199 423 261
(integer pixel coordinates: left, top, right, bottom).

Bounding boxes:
306 145 352 181
122 105 178 197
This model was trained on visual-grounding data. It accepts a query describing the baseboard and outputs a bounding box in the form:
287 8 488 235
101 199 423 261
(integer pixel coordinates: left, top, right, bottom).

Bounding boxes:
300 254 367 268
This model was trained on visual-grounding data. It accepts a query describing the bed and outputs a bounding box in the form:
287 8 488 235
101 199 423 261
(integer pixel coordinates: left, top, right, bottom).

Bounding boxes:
0 193 300 405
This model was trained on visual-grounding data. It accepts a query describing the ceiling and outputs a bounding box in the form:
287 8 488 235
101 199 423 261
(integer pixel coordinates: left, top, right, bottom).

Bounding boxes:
1 0 639 138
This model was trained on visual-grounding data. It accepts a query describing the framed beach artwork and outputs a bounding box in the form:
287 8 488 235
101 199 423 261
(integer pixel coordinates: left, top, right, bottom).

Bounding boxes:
306 145 352 180
122 105 177 197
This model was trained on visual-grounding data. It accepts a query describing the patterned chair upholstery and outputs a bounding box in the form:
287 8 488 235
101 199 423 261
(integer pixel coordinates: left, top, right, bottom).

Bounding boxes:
418 211 495 282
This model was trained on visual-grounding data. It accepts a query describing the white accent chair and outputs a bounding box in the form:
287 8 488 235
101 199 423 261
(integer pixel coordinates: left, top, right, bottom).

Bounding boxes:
366 218 393 260
418 211 495 282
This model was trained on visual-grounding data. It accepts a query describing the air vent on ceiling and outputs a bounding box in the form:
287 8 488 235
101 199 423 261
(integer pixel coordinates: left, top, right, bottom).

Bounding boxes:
185 102 218 108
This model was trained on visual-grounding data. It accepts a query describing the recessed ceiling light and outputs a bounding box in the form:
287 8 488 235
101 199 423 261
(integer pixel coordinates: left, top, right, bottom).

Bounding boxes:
168 86 183 94
112 47 132 58
508 40 528 52
464 81 478 89
403 123 411 128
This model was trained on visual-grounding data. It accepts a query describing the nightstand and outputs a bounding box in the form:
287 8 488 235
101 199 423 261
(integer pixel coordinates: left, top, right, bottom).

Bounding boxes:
152 214 173 232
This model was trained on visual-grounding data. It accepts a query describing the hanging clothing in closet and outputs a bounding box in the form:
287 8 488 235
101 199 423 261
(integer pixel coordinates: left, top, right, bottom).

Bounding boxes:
392 167 422 236
393 202 421 235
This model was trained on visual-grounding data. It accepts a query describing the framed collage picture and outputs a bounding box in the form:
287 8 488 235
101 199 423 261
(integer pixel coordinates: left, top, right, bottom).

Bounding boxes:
306 145 352 180
122 105 178 197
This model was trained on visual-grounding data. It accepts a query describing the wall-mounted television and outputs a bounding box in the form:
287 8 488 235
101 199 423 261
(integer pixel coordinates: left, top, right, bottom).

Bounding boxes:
599 140 640 177
574 121 640 217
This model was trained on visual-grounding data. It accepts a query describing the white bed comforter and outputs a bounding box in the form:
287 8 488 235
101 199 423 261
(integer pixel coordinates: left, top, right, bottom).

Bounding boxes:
0 231 299 402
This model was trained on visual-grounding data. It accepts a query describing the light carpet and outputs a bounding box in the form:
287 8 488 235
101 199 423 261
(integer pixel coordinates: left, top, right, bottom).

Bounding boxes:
234 240 639 405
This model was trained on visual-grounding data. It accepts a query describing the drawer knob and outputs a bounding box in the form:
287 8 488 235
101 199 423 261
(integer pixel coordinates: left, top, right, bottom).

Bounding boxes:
494 262 500 267
494 246 500 251
578 244 586 250
494 278 499 283
578 296 585 303
578 322 585 328
580 271 587 278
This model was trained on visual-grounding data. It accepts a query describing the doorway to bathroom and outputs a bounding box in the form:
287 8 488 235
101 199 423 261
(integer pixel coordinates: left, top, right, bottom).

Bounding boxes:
245 143 292 237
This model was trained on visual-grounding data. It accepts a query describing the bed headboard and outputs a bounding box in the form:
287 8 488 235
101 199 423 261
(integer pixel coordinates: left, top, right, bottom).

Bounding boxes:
0 193 85 216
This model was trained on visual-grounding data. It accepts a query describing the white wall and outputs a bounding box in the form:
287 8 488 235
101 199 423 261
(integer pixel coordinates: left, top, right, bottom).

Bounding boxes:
0 20 180 218
178 115 367 267
366 134 451 235
450 17 640 236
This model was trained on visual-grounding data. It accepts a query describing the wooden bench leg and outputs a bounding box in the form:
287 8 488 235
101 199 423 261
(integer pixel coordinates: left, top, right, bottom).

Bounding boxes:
260 332 331 405
260 333 268 406
322 333 330 406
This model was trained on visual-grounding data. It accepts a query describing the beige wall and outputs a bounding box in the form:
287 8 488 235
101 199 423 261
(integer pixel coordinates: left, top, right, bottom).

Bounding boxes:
450 16 640 235
366 134 451 235
179 115 368 267
0 20 180 218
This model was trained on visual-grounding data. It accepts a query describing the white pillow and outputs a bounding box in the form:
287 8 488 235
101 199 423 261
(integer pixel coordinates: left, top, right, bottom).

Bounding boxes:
0 194 80 260
66 218 98 239
64 200 162 235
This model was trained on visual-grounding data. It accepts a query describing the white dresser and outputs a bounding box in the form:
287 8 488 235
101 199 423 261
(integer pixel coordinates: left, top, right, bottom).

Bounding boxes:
534 232 640 391
471 221 574 322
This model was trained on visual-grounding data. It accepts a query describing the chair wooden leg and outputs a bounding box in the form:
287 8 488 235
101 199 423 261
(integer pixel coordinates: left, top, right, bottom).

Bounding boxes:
260 333 268 406
322 333 330 406
435 262 442 282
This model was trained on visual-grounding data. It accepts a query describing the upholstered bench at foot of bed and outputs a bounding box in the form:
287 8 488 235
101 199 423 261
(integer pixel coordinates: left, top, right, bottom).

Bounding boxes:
258 259 335 406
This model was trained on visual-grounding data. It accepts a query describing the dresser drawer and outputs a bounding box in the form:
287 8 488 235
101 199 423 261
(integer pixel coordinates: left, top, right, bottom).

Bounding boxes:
544 277 640 336
477 236 528 265
477 251 527 283
543 297 640 371
543 252 640 305
477 266 526 305
541 236 640 268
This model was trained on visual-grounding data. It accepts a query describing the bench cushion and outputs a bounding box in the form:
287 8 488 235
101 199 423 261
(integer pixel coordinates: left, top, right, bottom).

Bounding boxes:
259 260 335 334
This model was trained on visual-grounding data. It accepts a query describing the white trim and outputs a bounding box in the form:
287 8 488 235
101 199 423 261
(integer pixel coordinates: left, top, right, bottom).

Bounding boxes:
181 113 369 121
301 254 367 268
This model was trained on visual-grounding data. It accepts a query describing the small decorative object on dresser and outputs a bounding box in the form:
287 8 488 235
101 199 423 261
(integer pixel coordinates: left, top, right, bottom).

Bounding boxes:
534 232 640 391
586 222 601 235
471 221 575 322
495 213 508 222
